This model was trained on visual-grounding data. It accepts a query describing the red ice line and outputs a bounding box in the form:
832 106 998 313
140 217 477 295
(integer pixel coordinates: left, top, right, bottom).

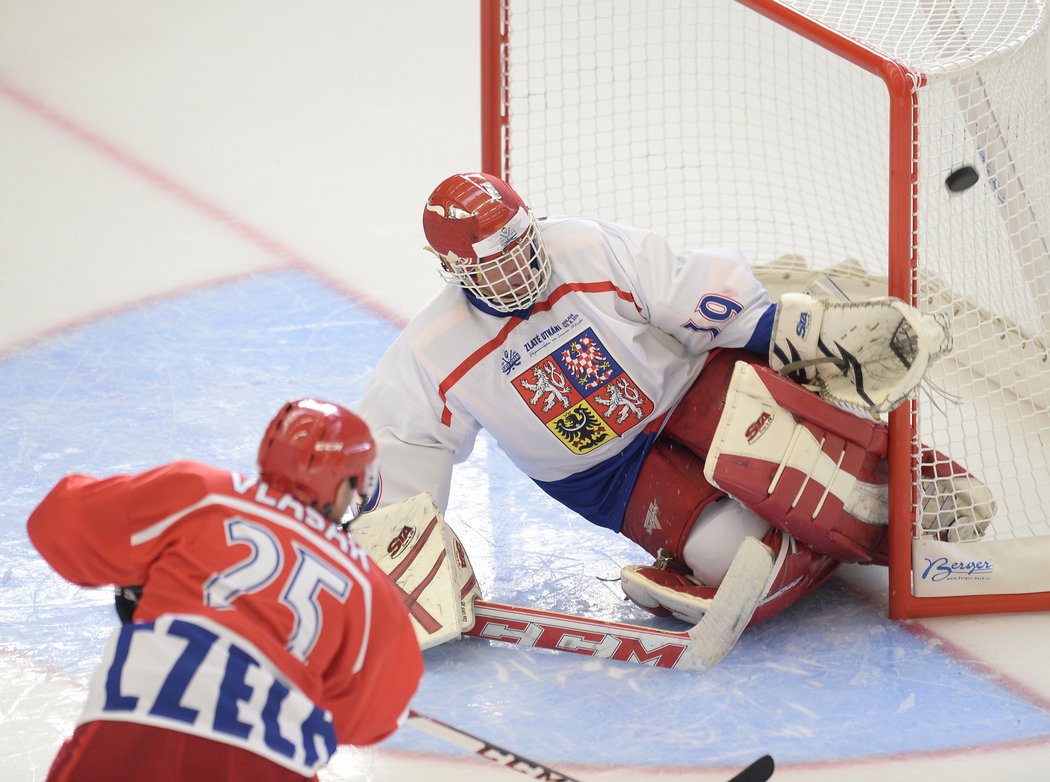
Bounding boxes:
0 75 405 355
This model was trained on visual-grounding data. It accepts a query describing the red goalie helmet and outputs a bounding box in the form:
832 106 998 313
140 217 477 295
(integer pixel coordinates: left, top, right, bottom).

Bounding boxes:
258 399 379 521
422 172 551 313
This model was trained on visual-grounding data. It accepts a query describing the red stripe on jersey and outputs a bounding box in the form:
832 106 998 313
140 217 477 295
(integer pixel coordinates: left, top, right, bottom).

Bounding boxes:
438 281 639 426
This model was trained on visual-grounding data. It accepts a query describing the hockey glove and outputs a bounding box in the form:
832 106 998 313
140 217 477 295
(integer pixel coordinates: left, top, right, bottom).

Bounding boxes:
770 292 950 414
114 585 143 624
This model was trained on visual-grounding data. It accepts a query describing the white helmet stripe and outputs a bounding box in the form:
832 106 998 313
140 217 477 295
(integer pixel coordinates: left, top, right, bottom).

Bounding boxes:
471 207 532 258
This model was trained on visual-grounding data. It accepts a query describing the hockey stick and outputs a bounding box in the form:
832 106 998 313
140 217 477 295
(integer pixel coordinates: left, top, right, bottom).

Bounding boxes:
467 600 698 669
464 536 774 671
407 710 775 782
406 709 581 781
729 754 775 782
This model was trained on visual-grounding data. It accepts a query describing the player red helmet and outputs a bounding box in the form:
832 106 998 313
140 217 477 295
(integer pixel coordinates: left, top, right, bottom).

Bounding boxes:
258 399 379 521
422 172 551 314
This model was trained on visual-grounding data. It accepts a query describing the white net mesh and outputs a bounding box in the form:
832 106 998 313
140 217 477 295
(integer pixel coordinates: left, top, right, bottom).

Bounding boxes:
494 0 1050 585
503 2 892 276
913 11 1050 545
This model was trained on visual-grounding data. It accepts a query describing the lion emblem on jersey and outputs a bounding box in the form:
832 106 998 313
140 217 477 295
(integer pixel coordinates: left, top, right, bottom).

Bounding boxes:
511 328 654 454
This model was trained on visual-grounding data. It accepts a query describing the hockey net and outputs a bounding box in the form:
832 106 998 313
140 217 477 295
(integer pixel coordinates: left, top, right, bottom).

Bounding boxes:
480 0 1050 619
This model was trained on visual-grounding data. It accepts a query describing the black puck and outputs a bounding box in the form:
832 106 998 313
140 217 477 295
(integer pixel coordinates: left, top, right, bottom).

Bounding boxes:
945 165 979 193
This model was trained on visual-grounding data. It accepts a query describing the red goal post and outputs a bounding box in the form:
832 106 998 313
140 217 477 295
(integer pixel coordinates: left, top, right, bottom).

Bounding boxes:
479 0 1050 620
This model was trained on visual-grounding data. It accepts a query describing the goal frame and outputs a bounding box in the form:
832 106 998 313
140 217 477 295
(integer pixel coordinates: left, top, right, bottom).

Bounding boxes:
478 0 1050 620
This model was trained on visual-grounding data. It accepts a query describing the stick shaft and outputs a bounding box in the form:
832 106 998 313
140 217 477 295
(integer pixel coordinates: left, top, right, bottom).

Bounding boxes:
406 709 581 781
407 710 774 782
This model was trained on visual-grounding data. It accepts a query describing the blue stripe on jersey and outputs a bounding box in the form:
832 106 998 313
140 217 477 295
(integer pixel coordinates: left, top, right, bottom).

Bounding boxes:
532 431 658 532
743 302 777 354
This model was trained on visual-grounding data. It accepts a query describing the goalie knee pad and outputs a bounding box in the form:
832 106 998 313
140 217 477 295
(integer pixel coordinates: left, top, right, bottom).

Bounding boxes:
705 359 891 564
620 349 762 561
621 438 726 561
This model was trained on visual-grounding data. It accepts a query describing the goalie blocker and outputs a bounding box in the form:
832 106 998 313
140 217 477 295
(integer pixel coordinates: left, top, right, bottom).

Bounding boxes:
348 494 482 650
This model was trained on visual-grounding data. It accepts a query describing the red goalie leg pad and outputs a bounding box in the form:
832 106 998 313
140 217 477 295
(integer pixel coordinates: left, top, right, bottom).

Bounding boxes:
706 361 891 564
621 437 726 561
620 349 758 561
661 348 764 459
749 528 841 627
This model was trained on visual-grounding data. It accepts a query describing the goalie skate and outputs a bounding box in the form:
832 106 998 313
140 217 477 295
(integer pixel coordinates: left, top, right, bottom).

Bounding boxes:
622 529 835 633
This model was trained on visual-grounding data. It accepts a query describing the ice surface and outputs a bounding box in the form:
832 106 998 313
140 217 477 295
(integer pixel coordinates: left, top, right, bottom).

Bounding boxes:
2 3 1050 781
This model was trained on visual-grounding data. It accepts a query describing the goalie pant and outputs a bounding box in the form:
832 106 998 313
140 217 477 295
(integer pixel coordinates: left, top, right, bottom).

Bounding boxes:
619 349 881 627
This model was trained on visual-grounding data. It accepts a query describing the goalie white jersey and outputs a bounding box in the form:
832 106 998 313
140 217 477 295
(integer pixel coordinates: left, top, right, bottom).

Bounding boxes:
360 216 774 532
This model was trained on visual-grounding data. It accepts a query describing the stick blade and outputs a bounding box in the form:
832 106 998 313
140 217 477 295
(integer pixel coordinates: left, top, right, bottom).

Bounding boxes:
728 753 775 782
679 536 774 670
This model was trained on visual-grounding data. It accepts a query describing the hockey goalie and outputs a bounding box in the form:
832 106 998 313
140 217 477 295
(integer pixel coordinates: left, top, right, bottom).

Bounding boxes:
348 171 996 667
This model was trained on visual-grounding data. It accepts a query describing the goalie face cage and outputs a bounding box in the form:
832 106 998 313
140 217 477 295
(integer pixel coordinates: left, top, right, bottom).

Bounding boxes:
480 0 1050 620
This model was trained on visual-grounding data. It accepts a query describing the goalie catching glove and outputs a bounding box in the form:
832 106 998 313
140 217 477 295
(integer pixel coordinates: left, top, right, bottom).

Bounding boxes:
770 292 951 414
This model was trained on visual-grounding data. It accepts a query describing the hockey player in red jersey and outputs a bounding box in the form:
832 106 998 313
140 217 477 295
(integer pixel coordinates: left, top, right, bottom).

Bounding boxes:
28 399 423 782
356 172 994 657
